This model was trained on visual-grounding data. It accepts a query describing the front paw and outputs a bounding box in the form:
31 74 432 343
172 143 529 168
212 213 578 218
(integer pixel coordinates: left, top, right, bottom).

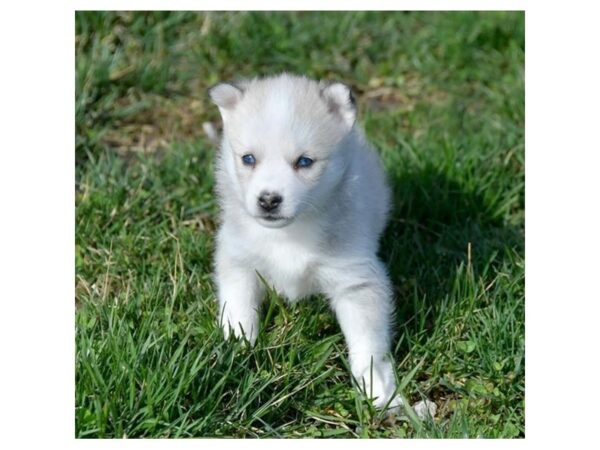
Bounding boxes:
374 392 404 414
353 358 400 413
221 317 258 346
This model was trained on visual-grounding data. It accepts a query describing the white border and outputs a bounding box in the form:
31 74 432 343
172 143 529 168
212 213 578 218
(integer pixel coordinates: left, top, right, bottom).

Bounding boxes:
3 0 600 447
526 2 600 449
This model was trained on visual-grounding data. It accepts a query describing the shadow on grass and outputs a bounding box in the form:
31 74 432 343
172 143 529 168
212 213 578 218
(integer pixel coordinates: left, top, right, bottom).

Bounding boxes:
380 164 524 346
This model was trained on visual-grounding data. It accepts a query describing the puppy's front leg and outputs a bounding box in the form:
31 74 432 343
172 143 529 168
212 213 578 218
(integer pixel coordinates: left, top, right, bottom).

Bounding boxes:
324 261 402 411
215 253 263 345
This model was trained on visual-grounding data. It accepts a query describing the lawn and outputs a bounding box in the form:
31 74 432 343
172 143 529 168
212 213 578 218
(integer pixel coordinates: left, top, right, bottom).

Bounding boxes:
75 11 524 438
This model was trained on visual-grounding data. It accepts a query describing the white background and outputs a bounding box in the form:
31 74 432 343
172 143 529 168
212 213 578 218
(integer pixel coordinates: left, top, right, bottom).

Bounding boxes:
0 0 598 447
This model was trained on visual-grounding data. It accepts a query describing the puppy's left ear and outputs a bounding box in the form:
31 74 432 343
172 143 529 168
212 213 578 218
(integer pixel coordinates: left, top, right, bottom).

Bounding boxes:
320 82 357 128
208 82 245 122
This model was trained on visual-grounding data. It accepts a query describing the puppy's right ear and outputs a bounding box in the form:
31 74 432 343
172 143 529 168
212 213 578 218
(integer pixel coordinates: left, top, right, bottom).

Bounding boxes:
208 82 244 121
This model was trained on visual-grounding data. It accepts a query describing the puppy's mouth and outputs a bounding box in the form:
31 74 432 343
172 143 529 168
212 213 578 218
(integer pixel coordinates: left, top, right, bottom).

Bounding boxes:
256 214 294 228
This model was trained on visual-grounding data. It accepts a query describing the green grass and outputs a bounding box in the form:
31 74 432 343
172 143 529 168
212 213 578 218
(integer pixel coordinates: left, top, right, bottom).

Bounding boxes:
75 11 524 438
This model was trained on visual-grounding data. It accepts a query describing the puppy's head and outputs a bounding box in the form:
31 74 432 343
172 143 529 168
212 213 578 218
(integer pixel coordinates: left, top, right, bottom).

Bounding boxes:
209 74 356 228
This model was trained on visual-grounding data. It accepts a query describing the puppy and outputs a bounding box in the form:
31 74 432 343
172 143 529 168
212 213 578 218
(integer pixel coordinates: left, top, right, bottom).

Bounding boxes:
209 73 401 411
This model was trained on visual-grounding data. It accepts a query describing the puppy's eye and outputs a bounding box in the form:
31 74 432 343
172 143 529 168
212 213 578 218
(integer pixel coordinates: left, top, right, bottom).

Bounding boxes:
241 154 256 166
295 156 314 169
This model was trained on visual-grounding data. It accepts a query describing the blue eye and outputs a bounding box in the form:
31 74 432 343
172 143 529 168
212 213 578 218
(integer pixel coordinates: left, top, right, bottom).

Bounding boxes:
241 154 256 166
295 156 314 169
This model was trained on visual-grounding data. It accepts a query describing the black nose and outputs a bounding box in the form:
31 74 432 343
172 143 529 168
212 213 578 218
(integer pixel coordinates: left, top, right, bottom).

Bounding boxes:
258 192 283 212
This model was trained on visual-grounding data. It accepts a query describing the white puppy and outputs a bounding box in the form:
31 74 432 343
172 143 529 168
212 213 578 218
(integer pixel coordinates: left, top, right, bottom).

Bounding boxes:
209 74 401 411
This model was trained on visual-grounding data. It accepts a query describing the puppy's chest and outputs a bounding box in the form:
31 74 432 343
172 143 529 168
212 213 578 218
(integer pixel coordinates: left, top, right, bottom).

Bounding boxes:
250 237 319 301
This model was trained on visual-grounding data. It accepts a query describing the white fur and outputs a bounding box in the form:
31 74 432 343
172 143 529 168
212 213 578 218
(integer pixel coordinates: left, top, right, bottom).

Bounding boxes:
210 74 401 411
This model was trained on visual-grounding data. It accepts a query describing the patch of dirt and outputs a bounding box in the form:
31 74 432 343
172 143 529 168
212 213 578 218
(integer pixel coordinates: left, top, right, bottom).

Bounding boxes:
102 93 210 155
181 213 217 233
359 74 449 112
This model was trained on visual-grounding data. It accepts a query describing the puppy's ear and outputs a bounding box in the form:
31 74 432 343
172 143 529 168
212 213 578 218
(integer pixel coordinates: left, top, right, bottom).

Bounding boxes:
208 82 245 121
319 82 356 128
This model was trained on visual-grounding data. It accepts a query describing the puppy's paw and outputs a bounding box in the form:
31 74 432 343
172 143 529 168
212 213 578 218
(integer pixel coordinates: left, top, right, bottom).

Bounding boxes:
381 398 438 423
221 320 258 346
352 356 400 411
375 393 404 416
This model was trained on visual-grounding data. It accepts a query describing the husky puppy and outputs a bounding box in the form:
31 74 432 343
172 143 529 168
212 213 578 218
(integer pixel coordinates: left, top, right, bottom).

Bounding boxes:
209 74 401 411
